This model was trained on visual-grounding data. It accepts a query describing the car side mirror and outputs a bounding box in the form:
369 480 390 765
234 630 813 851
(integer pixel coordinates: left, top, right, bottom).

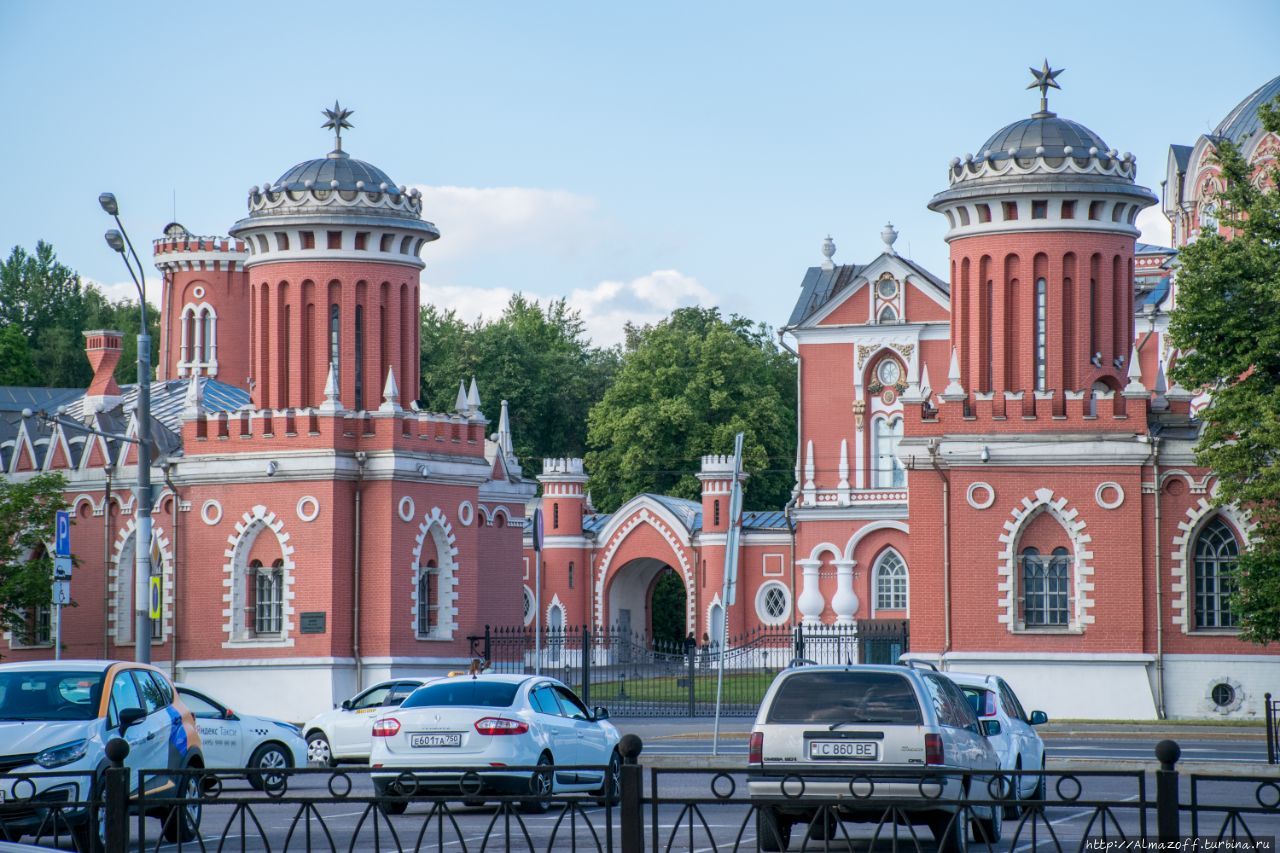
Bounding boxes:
1029 710 1048 726
341 699 352 711
980 719 1002 738
592 706 609 721
119 707 147 732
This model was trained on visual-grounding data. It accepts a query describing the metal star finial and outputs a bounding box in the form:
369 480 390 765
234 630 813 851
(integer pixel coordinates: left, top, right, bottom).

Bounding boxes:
322 101 354 152
1026 60 1063 115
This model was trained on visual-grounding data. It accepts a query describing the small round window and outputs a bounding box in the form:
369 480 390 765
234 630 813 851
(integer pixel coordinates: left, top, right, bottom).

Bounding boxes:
1211 682 1236 708
522 587 535 625
877 277 898 298
756 582 791 625
877 359 902 387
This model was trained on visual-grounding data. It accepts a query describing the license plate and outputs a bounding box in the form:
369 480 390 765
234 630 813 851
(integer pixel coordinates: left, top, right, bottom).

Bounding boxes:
809 740 878 760
410 733 461 748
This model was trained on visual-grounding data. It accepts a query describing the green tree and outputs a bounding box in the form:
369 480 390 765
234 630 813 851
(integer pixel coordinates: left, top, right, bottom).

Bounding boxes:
0 325 39 385
419 295 618 462
585 307 796 513
0 473 69 649
0 242 159 388
1168 95 1280 644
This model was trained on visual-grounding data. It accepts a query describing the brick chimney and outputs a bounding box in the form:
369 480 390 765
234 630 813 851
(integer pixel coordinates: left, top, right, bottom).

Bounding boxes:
83 330 124 413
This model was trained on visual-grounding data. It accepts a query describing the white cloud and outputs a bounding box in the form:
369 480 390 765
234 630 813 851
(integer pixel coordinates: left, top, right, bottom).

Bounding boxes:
421 270 714 348
1137 206 1172 247
568 270 714 346
412 185 599 262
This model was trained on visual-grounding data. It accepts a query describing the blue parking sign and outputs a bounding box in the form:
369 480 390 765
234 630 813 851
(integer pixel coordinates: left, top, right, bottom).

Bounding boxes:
55 511 71 557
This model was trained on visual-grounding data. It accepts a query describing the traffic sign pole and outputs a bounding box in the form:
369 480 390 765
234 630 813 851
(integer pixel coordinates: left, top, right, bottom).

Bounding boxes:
53 510 71 661
532 509 544 676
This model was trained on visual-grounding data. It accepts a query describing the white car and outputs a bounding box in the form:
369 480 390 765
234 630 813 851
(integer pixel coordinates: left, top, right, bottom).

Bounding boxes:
175 685 307 789
947 672 1049 817
304 679 428 766
369 674 621 813
747 664 1002 852
0 660 205 848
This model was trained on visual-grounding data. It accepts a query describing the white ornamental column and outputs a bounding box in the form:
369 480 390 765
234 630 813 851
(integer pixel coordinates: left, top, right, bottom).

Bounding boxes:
832 559 859 625
796 559 824 626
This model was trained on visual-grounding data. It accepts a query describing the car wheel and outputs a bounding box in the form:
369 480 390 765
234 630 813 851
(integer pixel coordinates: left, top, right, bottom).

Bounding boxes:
973 801 1002 844
72 782 107 852
161 769 203 843
379 798 409 815
306 732 336 767
248 742 292 791
595 750 622 807
756 807 793 852
1030 757 1046 802
1002 761 1022 820
929 809 968 853
519 752 554 814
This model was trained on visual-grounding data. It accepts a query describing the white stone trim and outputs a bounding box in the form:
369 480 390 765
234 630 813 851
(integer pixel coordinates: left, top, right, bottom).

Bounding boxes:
296 495 320 523
411 507 459 641
871 547 909 615
755 581 792 626
1204 676 1245 715
966 482 996 510
593 504 696 629
996 488 1093 632
842 520 909 562
522 585 535 626
1094 482 1124 510
201 500 222 526
222 505 297 648
545 593 566 631
1169 498 1254 633
398 496 415 522
108 519 176 646
457 501 475 527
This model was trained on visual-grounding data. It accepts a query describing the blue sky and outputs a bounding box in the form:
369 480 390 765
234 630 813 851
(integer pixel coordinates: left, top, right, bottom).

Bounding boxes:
2 1 1276 346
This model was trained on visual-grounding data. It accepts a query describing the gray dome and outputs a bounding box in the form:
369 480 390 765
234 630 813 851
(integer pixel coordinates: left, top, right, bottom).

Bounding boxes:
979 114 1109 161
273 152 398 192
1213 74 1280 146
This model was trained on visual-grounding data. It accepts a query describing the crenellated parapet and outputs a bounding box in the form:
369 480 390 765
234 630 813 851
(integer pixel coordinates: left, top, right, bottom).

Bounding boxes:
904 387 1150 435
153 233 248 272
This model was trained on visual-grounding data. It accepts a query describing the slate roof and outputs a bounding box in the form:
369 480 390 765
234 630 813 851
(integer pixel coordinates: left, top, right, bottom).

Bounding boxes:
1170 144 1192 174
274 153 398 192
980 114 1109 161
0 387 84 414
1213 75 1280 146
787 264 865 327
573 502 791 538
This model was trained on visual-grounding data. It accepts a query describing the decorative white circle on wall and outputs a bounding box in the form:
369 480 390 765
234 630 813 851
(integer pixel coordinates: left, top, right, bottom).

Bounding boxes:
522 586 535 626
200 500 222 526
296 495 320 522
1095 482 1124 510
192 286 206 299
458 501 475 527
755 582 792 626
398 496 415 522
966 482 996 510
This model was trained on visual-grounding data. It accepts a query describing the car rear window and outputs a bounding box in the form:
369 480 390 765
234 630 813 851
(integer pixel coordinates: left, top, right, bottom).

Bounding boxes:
401 680 519 709
765 671 923 725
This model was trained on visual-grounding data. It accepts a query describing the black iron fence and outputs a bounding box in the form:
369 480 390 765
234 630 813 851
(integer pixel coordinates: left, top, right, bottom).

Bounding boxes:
1267 691 1279 764
469 621 909 717
2 738 1277 852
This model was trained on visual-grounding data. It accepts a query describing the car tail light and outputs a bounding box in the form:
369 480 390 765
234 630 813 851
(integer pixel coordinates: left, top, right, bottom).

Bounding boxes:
748 731 764 764
371 718 401 737
475 717 529 736
924 733 944 766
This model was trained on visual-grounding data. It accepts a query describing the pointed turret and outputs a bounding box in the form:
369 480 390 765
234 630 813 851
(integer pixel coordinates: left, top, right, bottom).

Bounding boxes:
941 347 966 400
466 376 482 418
182 374 204 419
496 399 514 458
320 362 343 412
454 380 468 413
1123 345 1147 396
380 367 402 413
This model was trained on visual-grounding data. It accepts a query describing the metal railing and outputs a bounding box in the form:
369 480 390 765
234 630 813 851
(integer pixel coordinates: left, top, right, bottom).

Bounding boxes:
1266 691 1279 764
1 737 1276 851
470 621 909 717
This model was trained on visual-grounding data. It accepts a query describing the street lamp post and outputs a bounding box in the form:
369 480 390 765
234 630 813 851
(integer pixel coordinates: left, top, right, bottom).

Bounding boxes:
100 192 153 664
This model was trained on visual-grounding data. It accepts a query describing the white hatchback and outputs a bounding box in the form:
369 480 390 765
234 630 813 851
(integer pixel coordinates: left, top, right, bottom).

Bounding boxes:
304 679 429 766
369 674 620 812
175 685 307 789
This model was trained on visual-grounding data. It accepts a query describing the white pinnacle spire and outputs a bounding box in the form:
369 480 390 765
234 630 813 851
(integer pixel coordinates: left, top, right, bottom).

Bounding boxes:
919 363 933 399
1124 344 1147 395
1151 359 1170 411
320 362 343 412
380 366 402 413
181 373 204 419
454 380 468 413
803 440 816 491
466 376 482 416
496 399 514 457
941 347 966 399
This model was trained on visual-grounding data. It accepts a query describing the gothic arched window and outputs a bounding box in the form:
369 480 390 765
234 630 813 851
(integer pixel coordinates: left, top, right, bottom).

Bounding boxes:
878 305 898 324
1194 517 1239 629
874 550 908 611
1034 278 1048 392
417 559 440 637
253 559 284 636
329 304 340 385
1021 546 1069 627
